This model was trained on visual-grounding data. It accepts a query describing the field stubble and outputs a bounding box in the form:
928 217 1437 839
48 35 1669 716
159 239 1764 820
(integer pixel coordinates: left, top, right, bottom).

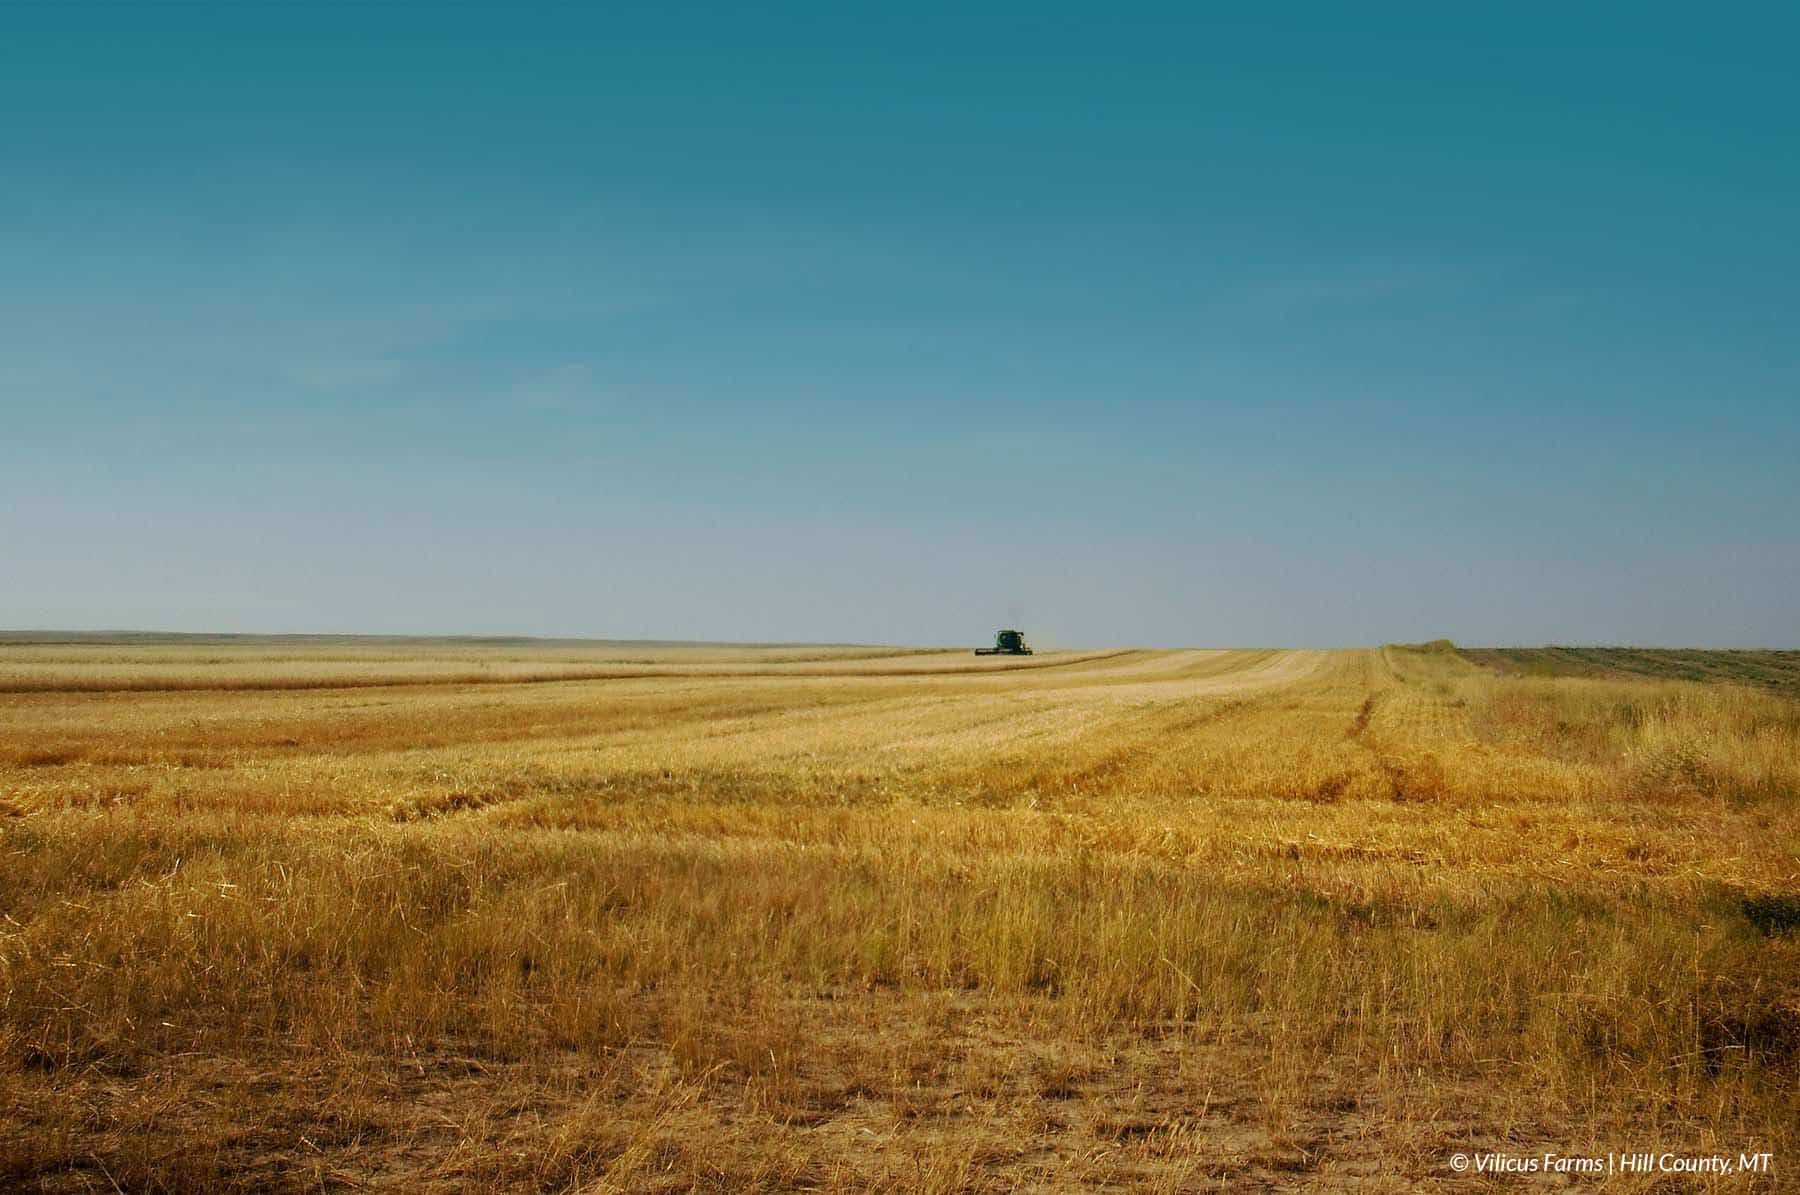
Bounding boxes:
1 640 1797 1191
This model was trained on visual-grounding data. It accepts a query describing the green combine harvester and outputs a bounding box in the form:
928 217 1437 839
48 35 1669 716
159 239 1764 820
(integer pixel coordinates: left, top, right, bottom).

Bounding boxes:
974 629 1033 656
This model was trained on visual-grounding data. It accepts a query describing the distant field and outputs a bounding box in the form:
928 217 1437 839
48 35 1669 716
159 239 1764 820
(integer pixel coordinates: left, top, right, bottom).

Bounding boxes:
1461 645 1800 695
0 635 999 692
2 639 1796 1191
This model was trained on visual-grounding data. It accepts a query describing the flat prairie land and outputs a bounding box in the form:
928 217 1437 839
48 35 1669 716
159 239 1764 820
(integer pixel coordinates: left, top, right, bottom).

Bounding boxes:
1459 646 1800 697
1 640 1797 1191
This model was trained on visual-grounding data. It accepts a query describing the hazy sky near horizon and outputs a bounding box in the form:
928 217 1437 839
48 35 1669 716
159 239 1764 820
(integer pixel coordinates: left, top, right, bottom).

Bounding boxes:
4 3 1797 647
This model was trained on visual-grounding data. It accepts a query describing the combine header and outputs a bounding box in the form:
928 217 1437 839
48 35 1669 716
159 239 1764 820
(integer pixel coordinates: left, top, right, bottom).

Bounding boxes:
974 629 1033 656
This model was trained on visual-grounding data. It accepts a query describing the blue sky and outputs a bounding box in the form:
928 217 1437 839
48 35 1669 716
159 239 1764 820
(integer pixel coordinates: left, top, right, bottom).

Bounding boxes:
3 3 1796 646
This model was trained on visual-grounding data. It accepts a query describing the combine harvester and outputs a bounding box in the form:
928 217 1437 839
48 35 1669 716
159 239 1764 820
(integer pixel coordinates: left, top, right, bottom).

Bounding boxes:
974 629 1033 656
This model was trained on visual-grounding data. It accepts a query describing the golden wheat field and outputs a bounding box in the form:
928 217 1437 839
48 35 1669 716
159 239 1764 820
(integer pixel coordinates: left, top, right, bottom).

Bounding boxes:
2 638 1797 1192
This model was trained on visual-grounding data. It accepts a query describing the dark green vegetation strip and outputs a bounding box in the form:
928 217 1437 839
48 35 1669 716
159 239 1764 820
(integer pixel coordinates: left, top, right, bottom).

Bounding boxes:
1461 647 1800 696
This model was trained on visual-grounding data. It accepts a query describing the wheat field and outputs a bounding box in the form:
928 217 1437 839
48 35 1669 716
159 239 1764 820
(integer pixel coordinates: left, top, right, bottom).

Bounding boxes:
1 639 1796 1191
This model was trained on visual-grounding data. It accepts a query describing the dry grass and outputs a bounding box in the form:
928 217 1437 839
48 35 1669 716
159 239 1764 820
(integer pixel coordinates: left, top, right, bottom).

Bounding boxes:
1 640 1796 1191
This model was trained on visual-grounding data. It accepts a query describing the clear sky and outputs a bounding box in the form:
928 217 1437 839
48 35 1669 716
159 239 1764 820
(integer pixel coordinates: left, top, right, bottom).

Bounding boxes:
3 3 1796 647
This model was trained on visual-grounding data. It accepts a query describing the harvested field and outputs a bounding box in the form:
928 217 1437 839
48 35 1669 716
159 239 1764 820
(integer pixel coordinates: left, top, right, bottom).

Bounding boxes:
2 639 1796 1191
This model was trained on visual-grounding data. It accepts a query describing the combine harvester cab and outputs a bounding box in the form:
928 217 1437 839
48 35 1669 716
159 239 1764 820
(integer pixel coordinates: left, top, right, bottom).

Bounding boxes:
974 629 1033 656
